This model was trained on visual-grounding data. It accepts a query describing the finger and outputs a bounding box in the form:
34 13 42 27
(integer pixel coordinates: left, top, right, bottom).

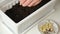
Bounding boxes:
22 0 33 7
28 0 38 7
19 0 26 5
33 0 42 6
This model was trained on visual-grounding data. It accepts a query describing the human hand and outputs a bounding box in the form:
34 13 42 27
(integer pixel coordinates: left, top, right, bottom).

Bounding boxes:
19 0 42 7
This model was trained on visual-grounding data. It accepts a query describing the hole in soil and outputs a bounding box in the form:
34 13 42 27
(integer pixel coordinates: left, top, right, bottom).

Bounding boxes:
5 0 50 23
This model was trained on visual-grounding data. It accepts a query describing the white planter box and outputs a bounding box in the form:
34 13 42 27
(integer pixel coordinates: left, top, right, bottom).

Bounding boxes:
0 0 56 34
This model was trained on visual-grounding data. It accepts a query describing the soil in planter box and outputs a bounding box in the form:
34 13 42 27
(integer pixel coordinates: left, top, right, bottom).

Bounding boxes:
5 0 50 23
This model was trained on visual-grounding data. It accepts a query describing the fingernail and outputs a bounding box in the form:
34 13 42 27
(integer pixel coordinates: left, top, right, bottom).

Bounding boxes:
20 3 22 5
28 5 31 7
22 4 27 7
20 4 21 5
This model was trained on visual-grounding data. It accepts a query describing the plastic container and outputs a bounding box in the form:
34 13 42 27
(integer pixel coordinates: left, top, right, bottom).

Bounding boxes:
38 19 59 34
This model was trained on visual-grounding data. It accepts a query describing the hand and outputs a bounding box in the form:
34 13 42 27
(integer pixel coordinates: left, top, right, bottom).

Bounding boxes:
19 0 42 7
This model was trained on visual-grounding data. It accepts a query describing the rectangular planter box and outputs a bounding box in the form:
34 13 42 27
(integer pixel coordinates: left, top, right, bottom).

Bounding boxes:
0 0 56 34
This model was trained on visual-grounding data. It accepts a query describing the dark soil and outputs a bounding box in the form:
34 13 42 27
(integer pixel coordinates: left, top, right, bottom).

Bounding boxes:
5 0 50 23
